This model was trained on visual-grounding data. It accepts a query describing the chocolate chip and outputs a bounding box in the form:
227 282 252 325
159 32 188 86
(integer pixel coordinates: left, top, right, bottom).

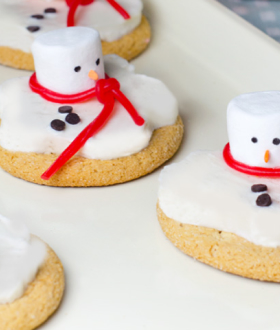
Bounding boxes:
51 119 65 131
251 184 267 193
44 8 56 13
58 106 73 114
26 26 40 33
66 113 80 125
256 193 272 207
273 138 280 145
31 14 44 19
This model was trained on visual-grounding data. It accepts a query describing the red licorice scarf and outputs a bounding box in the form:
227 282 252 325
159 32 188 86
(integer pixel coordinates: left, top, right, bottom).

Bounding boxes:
223 143 280 177
29 73 145 180
66 0 130 27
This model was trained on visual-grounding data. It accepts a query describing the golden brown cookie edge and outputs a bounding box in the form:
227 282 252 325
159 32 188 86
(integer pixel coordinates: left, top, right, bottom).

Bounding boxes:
157 203 280 282
102 15 151 61
0 242 65 330
0 15 151 71
0 116 183 187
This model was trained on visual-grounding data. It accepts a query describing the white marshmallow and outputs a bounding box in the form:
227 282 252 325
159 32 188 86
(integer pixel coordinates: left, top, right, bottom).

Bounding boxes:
32 27 105 94
227 91 280 168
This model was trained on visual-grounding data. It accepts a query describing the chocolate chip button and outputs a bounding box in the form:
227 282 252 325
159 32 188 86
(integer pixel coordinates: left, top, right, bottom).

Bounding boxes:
51 119 65 131
44 8 57 13
31 14 44 19
58 105 73 114
66 113 80 125
251 184 267 193
26 26 40 32
256 193 272 207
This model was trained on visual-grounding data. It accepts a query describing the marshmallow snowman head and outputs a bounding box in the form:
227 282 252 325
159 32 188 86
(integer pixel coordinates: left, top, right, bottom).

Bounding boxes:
227 91 280 168
32 27 105 94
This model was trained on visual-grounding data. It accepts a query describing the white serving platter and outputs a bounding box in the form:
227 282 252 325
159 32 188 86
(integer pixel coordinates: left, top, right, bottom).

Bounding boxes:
1 0 280 329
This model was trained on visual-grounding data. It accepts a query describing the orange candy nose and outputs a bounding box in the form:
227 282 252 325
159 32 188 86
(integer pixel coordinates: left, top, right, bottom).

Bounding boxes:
88 70 99 81
264 150 270 163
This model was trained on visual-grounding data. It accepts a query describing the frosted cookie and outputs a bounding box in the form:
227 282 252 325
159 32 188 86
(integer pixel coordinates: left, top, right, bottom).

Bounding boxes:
0 0 151 70
158 91 280 282
0 27 183 187
0 215 64 329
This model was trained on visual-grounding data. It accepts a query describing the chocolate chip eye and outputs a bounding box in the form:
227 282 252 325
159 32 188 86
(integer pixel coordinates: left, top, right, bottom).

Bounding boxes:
273 138 280 145
44 8 56 13
74 66 81 72
251 137 258 143
96 58 100 66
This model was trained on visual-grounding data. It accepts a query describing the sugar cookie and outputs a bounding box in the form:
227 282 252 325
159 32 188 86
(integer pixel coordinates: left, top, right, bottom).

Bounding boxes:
158 91 280 282
0 27 182 186
0 0 150 70
0 215 64 329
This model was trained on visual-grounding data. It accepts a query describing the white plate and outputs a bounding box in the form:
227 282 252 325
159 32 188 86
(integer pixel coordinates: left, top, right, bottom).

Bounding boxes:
1 0 280 329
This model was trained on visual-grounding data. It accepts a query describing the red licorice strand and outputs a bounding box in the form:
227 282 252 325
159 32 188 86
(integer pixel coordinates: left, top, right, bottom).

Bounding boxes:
29 73 96 104
67 0 81 26
223 143 280 177
106 0 130 19
67 0 130 27
112 89 144 126
29 74 144 124
41 94 115 180
95 78 119 103
94 77 144 125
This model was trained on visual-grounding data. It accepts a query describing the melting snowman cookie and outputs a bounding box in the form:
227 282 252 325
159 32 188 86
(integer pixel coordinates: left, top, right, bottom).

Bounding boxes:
0 0 151 70
0 214 64 329
157 91 280 282
0 27 183 186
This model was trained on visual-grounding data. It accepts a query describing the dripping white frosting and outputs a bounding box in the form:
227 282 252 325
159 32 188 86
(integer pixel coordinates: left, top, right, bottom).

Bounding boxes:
0 0 143 53
159 151 280 248
0 215 46 304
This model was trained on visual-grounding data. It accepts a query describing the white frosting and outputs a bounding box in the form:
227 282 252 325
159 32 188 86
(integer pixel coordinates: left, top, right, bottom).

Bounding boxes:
228 91 280 168
0 0 143 53
0 215 46 304
32 27 105 94
0 55 178 159
158 151 280 248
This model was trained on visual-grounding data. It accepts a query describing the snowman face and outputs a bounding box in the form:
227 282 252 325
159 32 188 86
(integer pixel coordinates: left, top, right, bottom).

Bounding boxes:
227 91 280 168
32 27 105 94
